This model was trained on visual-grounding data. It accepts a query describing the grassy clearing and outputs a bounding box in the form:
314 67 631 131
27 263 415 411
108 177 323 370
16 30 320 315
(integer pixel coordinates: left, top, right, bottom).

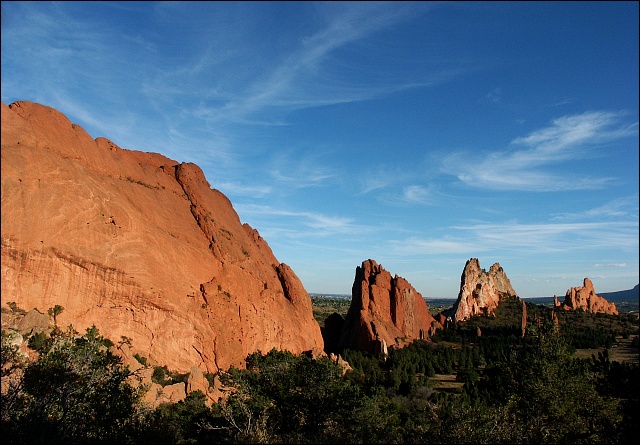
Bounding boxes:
430 374 465 391
573 335 639 364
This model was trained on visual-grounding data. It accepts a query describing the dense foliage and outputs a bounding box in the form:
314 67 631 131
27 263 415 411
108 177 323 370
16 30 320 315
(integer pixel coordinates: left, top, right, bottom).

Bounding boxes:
2 325 145 444
2 300 638 444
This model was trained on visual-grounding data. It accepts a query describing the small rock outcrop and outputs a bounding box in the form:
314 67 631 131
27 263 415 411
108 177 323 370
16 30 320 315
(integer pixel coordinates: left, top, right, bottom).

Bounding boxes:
445 258 518 322
554 278 618 315
521 299 527 337
337 259 442 356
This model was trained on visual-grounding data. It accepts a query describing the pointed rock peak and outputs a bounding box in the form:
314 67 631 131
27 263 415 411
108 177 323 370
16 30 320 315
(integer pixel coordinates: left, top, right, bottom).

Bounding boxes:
335 259 442 356
447 258 518 322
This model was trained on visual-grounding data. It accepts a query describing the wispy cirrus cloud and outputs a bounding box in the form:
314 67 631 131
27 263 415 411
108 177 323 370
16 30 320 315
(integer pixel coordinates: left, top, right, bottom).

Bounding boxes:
390 237 478 255
402 185 434 204
391 220 639 256
377 184 436 206
551 195 639 221
594 263 628 268
234 203 368 238
511 111 637 154
266 148 339 189
214 182 273 198
442 111 638 191
458 221 639 252
159 2 443 129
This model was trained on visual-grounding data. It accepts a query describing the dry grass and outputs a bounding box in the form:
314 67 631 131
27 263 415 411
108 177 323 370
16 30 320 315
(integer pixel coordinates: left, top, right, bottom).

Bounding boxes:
572 335 639 364
431 374 465 391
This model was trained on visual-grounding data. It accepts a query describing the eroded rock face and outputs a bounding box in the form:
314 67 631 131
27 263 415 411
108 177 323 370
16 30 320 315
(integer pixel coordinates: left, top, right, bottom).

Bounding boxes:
337 259 441 355
446 258 518 322
554 278 618 315
1 100 324 376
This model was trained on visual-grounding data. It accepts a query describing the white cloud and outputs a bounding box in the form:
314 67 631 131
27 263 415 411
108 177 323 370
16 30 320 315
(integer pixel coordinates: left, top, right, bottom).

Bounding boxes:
359 175 394 194
552 195 638 221
442 111 638 191
593 263 628 268
456 221 639 252
390 220 639 257
511 111 636 151
215 182 272 198
266 149 338 189
234 203 366 237
402 185 433 204
390 238 479 256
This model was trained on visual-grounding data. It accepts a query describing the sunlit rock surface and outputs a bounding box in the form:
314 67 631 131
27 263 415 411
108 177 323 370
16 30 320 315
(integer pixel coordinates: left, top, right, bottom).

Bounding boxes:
554 278 618 315
1 100 324 379
338 259 442 355
445 258 519 322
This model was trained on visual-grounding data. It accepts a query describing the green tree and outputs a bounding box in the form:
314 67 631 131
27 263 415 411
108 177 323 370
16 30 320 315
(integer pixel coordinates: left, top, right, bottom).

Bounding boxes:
2 325 145 444
142 391 217 445
215 349 367 443
1 330 28 426
508 323 622 443
47 305 64 326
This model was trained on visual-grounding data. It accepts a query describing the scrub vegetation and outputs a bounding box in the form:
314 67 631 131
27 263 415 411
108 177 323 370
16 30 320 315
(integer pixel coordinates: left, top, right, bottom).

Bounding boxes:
2 300 638 444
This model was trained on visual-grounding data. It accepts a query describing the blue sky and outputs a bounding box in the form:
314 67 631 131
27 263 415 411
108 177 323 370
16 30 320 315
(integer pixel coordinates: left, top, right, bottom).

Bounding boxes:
2 1 638 298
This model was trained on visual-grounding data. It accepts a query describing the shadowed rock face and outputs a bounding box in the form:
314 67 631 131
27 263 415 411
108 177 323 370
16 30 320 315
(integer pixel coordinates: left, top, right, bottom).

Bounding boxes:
1 100 324 374
446 258 518 322
337 259 441 355
554 278 618 315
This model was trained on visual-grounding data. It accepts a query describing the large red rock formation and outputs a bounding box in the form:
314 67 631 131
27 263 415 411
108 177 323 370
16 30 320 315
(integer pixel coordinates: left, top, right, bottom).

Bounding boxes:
446 258 518 322
1 100 324 375
554 278 618 315
337 259 441 355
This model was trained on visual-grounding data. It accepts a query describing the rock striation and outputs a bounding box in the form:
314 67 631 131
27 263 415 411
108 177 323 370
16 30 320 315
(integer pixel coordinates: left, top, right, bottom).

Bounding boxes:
554 278 618 315
337 259 441 356
1 100 324 377
445 258 518 322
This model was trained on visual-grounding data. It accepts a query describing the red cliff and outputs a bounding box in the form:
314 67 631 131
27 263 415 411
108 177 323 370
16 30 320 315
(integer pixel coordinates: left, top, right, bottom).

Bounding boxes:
1 100 324 376
337 259 441 355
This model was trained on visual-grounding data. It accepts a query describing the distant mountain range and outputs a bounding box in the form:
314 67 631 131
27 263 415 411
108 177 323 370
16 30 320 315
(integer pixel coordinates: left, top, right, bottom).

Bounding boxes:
313 285 640 305
599 284 639 303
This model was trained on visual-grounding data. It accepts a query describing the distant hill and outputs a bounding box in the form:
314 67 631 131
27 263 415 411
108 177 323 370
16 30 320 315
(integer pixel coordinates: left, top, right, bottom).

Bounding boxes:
600 285 639 303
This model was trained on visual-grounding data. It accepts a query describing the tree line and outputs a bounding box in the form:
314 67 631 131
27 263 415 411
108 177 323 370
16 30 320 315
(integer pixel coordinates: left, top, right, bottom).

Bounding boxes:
1 301 638 444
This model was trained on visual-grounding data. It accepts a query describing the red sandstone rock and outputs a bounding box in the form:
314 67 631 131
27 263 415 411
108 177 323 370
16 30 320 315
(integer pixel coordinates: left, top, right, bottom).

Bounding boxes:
338 259 442 355
551 310 559 331
1 100 324 378
447 258 519 322
521 299 527 337
556 278 618 315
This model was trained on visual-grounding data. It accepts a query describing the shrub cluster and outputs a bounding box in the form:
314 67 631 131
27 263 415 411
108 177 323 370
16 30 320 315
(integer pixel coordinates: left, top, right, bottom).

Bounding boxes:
1 303 638 444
